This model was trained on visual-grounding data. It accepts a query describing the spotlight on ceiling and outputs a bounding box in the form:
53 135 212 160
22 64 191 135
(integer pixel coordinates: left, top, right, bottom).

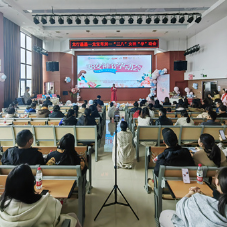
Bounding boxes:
93 17 98 24
76 17 81 24
119 17 125 24
102 17 107 24
187 15 194 23
137 17 143 24
128 16 134 24
33 16 39 24
195 15 202 23
49 16 55 24
171 16 176 24
154 16 160 24
41 16 47 24
146 17 151 24
67 16 73 24
111 17 116 24
179 15 185 23
162 16 168 24
84 17 90 25
58 16 64 24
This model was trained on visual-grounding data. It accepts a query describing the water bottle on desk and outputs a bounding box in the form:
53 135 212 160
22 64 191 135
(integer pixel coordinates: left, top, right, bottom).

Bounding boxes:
197 164 203 184
36 166 43 189
3 117 6 124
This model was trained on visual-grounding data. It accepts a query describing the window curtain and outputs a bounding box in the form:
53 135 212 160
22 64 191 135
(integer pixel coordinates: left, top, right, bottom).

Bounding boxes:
3 18 20 106
32 35 43 94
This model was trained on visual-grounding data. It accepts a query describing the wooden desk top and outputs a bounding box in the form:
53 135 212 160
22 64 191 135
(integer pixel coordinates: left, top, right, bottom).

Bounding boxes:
167 181 213 199
0 176 74 198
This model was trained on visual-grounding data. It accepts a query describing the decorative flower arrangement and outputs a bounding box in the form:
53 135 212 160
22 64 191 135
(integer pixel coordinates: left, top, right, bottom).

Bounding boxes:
169 87 181 98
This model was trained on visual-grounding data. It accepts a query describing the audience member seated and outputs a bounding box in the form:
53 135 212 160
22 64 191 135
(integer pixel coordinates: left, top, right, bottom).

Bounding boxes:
200 110 222 125
96 95 104 106
148 104 155 118
23 87 31 104
218 105 227 118
43 97 53 106
13 100 19 109
176 99 183 108
138 107 151 126
93 100 102 112
201 98 211 109
196 106 212 118
159 167 227 227
175 104 185 112
5 107 17 118
108 102 116 120
89 104 101 119
129 101 140 113
188 98 203 112
153 128 194 176
78 104 86 118
175 110 194 126
172 101 177 106
150 96 155 105
88 100 93 106
83 100 88 108
24 102 36 113
49 105 65 118
112 121 135 169
60 109 77 126
206 93 214 106
183 98 189 108
36 104 50 118
0 164 81 227
133 108 141 119
192 133 227 167
154 100 162 109
212 90 221 101
46 133 86 172
155 108 173 125
162 97 171 106
77 108 97 126
73 105 79 118
216 100 223 113
1 130 44 165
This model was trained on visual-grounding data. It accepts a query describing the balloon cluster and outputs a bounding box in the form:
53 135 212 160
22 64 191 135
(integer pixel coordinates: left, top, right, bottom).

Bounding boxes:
174 87 180 95
65 77 71 83
0 73 7 82
192 83 198 89
185 87 194 98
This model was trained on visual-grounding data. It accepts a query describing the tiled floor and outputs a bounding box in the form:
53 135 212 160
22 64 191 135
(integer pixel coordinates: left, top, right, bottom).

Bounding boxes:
63 119 176 227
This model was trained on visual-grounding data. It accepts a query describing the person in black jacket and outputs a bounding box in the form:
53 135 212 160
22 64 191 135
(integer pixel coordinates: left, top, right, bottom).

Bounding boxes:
1 130 45 165
62 109 77 125
218 105 227 118
89 104 101 119
154 128 195 176
96 95 104 106
130 101 141 113
43 97 52 106
49 105 65 118
154 100 163 109
155 108 173 125
77 108 97 126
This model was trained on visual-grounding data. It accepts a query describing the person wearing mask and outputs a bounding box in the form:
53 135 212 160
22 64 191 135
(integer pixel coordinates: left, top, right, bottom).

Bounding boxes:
200 110 222 125
159 167 227 227
154 100 162 109
108 102 116 120
23 87 31 105
162 97 171 106
96 95 104 106
5 108 17 118
24 103 36 113
46 133 86 173
36 104 50 118
1 130 45 165
196 106 213 118
138 107 151 126
112 121 135 169
60 109 77 126
49 105 65 118
192 133 227 167
129 101 140 113
153 128 194 176
175 110 194 126
43 97 53 106
155 108 173 125
77 108 97 126
218 105 227 118
148 103 155 119
0 164 81 227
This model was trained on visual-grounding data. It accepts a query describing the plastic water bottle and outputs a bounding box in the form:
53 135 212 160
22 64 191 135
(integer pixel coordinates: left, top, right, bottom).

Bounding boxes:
36 166 43 189
3 117 6 124
197 164 203 184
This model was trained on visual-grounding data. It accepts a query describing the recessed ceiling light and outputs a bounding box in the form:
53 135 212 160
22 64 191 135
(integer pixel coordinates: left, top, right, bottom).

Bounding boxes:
152 30 157 32
86 30 90 32
116 30 120 32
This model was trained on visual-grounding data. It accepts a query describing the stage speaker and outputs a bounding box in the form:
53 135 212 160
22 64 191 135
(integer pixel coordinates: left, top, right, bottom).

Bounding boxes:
174 61 187 71
46 61 59 72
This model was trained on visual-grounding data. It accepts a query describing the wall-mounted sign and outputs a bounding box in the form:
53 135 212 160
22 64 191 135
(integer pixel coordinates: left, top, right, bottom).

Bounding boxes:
70 39 159 49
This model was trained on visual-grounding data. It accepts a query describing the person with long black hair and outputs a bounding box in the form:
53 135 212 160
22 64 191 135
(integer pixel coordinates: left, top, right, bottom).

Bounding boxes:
61 109 77 125
193 133 227 167
159 167 227 227
175 110 194 126
77 108 96 126
0 164 81 227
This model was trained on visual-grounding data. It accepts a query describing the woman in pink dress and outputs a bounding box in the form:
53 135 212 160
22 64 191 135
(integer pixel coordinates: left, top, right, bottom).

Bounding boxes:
111 84 117 102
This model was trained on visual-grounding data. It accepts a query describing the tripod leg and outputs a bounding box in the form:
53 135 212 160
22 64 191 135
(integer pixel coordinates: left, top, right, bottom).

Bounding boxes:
94 187 115 221
117 187 139 220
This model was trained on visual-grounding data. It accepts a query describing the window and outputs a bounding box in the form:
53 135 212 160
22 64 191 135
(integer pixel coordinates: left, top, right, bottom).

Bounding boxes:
19 32 32 97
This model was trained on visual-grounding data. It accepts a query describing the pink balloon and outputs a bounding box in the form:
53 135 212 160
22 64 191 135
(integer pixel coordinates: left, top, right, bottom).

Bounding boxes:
184 87 190 93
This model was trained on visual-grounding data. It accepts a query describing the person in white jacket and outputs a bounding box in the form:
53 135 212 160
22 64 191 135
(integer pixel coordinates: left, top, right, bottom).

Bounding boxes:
0 164 81 227
138 107 151 126
174 110 194 126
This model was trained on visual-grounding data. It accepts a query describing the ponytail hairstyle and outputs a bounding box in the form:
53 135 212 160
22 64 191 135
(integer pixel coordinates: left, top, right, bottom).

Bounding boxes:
181 110 190 123
84 108 91 125
217 167 227 217
58 133 80 165
199 134 221 167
